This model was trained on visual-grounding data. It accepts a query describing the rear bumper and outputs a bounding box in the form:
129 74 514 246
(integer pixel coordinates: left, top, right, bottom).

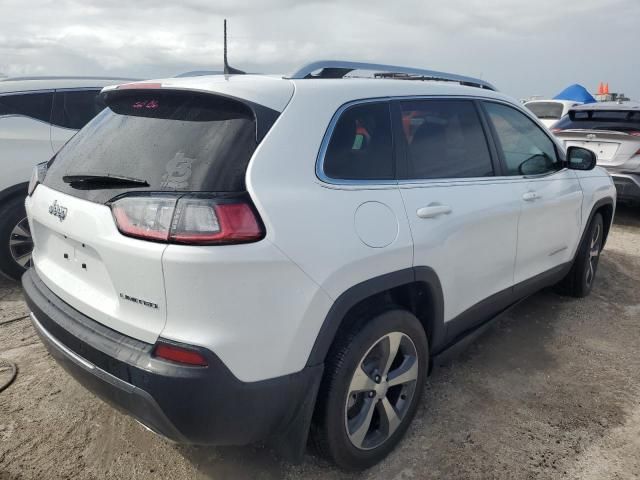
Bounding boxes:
610 173 640 202
22 268 322 446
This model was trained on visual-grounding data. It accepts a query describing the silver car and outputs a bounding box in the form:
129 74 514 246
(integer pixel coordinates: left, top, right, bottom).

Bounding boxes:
553 101 640 204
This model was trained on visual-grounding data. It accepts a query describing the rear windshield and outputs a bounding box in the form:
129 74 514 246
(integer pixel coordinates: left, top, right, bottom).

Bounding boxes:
525 102 564 120
554 109 640 132
44 91 261 203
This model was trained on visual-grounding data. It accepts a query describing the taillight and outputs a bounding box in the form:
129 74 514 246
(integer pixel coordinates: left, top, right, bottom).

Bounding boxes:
153 342 208 366
111 196 176 241
110 194 264 245
550 128 563 133
629 131 640 137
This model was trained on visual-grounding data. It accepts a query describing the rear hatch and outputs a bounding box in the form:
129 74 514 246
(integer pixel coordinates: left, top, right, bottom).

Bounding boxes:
28 88 280 343
553 108 640 167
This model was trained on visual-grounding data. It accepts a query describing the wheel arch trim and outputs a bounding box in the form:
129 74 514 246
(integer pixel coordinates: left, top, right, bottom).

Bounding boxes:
582 197 615 253
305 266 445 367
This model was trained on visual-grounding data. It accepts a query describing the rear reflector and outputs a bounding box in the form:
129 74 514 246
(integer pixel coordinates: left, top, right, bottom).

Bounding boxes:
110 194 264 245
153 343 208 366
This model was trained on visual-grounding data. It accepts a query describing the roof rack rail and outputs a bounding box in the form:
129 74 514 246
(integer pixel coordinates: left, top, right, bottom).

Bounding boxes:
286 60 496 91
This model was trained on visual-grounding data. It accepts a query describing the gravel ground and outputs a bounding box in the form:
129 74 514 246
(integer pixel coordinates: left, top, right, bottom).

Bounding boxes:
1 206 639 480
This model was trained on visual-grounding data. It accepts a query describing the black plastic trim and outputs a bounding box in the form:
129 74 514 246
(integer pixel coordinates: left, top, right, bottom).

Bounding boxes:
22 268 322 450
306 266 446 366
581 197 615 249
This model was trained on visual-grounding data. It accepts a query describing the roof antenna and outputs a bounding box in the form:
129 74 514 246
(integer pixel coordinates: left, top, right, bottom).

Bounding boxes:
223 19 245 75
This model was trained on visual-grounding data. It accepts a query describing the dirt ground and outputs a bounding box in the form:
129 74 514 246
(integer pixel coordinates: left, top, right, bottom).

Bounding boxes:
1 206 639 480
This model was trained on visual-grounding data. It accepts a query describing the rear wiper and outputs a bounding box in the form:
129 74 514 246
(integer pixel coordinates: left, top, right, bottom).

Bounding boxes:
62 174 150 189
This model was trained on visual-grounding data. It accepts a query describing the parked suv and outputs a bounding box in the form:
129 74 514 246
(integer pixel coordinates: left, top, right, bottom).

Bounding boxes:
22 61 616 470
0 76 135 280
552 101 640 204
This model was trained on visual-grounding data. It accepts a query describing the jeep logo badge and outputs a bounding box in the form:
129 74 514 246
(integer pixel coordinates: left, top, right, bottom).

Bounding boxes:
48 200 68 222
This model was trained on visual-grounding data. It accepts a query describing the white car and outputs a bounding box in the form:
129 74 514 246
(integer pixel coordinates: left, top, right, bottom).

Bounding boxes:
22 61 616 470
552 101 640 204
0 76 135 280
524 99 579 128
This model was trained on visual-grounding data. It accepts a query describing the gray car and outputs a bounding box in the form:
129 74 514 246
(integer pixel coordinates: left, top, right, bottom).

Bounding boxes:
552 101 640 204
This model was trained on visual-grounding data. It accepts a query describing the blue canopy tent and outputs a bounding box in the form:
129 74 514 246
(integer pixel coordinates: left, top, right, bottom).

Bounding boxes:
553 84 596 104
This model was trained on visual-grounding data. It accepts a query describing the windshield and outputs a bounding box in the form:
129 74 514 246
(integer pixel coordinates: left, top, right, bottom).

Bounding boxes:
525 102 564 120
554 109 640 132
44 91 261 203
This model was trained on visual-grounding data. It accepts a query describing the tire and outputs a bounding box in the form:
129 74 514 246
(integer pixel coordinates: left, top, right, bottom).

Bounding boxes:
557 212 604 298
311 308 428 471
0 195 32 281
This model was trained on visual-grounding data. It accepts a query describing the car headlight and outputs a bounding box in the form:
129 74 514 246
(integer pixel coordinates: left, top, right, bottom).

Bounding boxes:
28 162 49 196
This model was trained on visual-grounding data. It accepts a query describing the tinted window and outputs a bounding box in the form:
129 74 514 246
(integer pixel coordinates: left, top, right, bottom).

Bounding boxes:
51 89 104 129
525 101 564 120
44 91 258 204
323 102 393 180
554 109 640 133
485 102 560 176
0 92 53 123
400 99 493 180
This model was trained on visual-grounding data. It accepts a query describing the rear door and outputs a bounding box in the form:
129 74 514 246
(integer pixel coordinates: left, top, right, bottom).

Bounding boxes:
50 89 104 152
482 101 583 285
396 98 520 336
29 90 263 343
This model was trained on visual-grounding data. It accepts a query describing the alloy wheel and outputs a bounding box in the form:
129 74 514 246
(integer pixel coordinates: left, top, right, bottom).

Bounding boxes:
344 332 419 450
9 217 33 269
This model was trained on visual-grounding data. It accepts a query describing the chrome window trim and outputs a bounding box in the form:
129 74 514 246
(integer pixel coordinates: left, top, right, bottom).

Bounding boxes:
316 94 506 187
316 97 397 186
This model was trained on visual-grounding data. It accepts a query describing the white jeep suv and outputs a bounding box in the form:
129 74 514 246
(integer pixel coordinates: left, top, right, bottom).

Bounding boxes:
0 76 135 280
22 61 616 470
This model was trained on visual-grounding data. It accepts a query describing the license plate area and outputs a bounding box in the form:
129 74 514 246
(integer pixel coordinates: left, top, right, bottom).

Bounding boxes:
39 227 100 273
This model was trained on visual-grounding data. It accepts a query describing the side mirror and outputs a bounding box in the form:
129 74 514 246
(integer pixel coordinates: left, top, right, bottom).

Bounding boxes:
519 154 553 176
567 146 597 171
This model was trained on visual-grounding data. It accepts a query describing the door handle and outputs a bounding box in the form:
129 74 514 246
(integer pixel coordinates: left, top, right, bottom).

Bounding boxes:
522 191 540 202
416 204 452 219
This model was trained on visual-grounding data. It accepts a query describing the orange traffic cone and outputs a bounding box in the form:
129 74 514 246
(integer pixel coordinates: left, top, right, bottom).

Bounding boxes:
604 83 610 94
598 82 604 94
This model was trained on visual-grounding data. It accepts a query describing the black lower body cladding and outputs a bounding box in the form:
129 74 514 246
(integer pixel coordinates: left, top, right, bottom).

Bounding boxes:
21 268 322 447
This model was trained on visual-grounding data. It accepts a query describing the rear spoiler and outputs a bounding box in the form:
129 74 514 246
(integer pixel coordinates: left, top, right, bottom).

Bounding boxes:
99 83 279 143
569 109 640 121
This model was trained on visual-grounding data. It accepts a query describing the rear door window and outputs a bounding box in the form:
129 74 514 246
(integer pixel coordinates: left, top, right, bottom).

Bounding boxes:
44 91 261 203
399 99 494 180
51 89 105 129
0 92 53 123
322 102 394 181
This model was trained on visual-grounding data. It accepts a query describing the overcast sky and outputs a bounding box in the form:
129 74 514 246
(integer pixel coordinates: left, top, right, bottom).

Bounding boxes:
1 0 638 100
